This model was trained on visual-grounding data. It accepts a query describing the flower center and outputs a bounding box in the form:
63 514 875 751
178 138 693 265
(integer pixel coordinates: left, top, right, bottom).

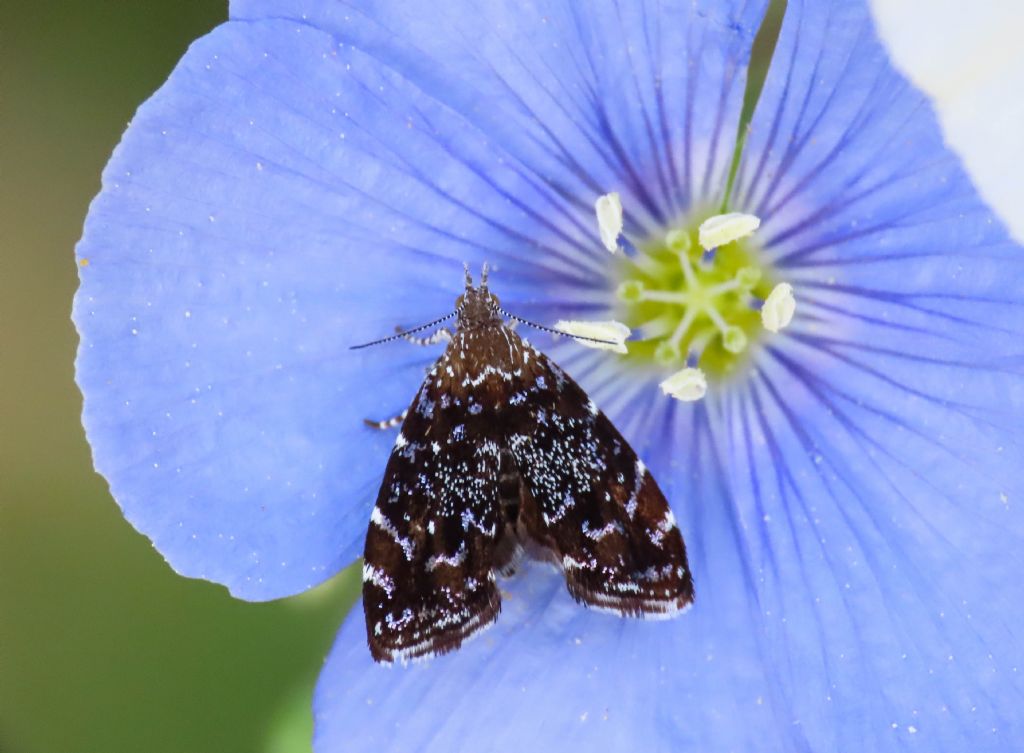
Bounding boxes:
613 211 776 381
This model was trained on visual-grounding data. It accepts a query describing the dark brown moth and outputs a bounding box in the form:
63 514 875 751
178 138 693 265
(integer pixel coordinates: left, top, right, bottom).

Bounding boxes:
358 267 694 663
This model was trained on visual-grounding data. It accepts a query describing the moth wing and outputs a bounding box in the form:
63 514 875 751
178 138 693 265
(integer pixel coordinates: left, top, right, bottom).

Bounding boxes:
363 380 503 663
506 349 694 617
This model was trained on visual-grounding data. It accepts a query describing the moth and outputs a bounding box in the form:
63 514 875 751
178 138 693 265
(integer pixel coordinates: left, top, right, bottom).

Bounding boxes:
356 266 694 663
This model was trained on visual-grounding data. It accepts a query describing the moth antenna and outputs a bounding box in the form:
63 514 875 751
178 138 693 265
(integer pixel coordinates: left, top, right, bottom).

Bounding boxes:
497 308 618 346
464 262 473 289
350 312 457 350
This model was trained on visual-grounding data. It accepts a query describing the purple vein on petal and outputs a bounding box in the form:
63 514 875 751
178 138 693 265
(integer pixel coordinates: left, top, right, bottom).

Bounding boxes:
796 283 1024 333
761 152 952 262
734 3 803 211
773 351 1024 573
264 24 613 281
748 10 869 216
755 58 899 221
740 2 833 214
785 333 1021 434
164 53 604 286
644 0 686 217
756 349 1024 719
749 369 930 715
793 297 963 343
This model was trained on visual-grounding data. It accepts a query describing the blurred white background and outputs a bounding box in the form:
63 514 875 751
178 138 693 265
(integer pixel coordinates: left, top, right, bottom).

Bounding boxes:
871 0 1024 242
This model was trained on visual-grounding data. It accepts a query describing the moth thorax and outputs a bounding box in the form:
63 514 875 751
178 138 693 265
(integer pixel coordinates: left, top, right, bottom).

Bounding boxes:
456 286 502 329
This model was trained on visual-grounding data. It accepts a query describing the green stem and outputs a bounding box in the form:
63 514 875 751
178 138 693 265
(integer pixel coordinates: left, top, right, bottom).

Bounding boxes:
720 0 788 214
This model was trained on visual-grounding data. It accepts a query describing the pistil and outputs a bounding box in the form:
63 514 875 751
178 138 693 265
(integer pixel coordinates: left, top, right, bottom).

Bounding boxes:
608 206 795 395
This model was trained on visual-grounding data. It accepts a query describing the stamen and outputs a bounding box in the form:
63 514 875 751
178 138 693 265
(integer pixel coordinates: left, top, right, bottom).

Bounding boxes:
659 367 708 402
698 212 761 251
554 319 630 354
761 282 796 332
595 192 624 253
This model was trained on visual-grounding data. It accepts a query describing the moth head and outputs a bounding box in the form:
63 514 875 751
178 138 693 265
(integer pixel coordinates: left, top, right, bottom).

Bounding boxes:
456 262 502 328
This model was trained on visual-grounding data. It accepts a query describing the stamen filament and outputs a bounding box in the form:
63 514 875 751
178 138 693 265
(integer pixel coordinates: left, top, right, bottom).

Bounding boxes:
678 250 697 289
667 306 700 349
703 304 730 336
705 279 741 297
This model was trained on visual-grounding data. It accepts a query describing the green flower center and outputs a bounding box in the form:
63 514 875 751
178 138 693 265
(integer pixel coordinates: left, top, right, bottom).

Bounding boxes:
614 212 775 380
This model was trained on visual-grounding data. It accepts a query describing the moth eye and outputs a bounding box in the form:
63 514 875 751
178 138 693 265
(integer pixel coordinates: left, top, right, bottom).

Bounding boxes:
455 294 465 308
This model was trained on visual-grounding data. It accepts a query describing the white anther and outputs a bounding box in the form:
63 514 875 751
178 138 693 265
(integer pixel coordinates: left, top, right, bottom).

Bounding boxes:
761 282 796 333
554 319 630 354
595 192 624 253
697 212 761 250
659 367 707 402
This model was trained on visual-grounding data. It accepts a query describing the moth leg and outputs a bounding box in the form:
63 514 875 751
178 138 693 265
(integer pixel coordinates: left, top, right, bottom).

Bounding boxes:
396 325 453 347
363 408 408 430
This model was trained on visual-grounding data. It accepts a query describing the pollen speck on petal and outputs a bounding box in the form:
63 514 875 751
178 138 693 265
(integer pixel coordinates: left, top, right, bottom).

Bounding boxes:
697 212 760 250
595 192 624 253
659 367 707 402
760 282 796 333
554 320 630 354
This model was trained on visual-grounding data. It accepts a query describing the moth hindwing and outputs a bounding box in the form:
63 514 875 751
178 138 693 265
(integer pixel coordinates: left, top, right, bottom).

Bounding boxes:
362 277 694 663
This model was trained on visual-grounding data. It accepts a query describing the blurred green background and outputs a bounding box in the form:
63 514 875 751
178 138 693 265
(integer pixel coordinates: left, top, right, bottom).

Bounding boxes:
0 3 360 752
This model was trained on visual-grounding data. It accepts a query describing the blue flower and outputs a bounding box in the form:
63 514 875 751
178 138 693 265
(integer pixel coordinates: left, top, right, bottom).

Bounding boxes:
74 0 1024 751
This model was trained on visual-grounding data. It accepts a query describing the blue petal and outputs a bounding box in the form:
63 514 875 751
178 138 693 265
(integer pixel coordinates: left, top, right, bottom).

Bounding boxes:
720 0 1024 748
75 1 765 602
231 0 767 233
